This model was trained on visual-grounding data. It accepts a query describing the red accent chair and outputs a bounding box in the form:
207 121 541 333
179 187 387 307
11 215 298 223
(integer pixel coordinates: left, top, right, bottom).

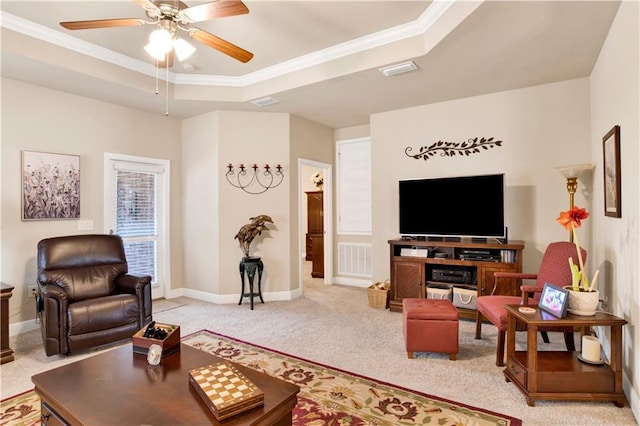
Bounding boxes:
475 241 586 366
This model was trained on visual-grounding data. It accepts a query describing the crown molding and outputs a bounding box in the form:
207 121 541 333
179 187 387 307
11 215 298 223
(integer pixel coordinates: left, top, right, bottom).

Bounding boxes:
1 0 478 88
1 11 165 79
175 0 461 86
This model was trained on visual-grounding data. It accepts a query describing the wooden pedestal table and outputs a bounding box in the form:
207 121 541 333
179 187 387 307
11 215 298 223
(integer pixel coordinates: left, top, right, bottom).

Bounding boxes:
239 257 264 310
503 304 627 407
1 283 15 364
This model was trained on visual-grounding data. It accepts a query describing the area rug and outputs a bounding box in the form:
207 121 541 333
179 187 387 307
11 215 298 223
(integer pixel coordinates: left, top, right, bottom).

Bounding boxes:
184 330 520 425
1 330 521 426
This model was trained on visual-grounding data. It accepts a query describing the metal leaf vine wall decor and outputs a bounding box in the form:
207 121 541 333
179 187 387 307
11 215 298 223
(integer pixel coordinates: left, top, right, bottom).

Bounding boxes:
405 137 503 162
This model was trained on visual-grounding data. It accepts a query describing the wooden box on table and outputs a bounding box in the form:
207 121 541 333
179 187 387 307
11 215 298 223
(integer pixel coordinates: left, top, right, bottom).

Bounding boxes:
132 323 180 358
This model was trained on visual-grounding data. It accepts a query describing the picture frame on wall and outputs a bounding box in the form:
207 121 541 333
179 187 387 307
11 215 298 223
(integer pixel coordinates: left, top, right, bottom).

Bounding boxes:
602 125 621 218
538 283 569 319
22 150 80 221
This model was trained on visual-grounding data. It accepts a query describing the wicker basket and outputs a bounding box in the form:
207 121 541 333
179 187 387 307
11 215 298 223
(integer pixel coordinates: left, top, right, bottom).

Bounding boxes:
367 280 390 308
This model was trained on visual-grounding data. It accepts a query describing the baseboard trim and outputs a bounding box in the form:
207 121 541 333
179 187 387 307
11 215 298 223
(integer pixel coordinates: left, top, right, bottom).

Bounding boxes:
9 318 40 337
333 276 372 288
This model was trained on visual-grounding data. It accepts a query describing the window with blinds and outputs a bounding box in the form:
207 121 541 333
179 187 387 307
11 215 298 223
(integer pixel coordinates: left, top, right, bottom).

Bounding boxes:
115 170 158 281
337 137 372 235
105 153 169 299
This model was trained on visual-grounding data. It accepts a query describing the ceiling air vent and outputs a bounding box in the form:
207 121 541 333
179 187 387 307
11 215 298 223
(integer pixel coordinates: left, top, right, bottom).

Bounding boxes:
250 96 279 107
378 61 418 77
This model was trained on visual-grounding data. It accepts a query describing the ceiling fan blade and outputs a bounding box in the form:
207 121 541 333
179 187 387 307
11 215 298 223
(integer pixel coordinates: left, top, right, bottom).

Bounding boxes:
189 28 253 63
60 18 145 30
133 0 160 12
181 1 249 23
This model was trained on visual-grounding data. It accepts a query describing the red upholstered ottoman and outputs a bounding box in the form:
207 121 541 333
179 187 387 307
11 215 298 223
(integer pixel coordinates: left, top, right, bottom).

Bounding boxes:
403 298 459 360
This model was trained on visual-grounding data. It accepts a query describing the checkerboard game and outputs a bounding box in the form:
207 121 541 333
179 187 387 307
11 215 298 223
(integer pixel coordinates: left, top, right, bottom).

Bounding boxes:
189 362 264 420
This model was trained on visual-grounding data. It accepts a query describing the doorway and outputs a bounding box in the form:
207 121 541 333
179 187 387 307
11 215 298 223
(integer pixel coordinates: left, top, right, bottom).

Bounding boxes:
104 153 170 300
299 159 332 292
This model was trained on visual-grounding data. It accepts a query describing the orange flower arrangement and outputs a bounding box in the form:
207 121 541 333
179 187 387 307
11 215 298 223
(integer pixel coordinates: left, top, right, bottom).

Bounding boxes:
556 206 599 292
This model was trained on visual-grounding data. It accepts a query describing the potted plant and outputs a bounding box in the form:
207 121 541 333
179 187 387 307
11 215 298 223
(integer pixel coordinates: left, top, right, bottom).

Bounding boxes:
556 205 600 315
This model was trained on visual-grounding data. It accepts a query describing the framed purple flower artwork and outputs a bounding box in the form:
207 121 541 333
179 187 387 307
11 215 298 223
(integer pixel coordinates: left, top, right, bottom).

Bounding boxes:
22 150 80 220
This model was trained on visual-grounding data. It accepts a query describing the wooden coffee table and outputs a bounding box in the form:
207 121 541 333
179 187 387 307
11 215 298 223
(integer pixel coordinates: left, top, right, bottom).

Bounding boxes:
32 343 300 425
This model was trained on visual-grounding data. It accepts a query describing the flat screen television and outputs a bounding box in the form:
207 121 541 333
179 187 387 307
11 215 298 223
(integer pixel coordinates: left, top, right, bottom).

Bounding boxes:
399 173 505 239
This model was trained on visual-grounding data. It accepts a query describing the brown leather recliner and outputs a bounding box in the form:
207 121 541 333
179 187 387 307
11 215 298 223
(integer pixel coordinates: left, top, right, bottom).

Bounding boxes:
37 234 153 356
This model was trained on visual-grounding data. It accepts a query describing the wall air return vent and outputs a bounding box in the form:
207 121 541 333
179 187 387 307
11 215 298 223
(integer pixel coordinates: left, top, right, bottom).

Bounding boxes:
338 243 372 277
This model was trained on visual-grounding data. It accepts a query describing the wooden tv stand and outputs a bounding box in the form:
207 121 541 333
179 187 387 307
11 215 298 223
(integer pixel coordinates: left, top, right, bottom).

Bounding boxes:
388 238 524 318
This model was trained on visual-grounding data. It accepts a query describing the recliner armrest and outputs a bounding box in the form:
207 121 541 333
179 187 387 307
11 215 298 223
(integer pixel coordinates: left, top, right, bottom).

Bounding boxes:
116 274 153 327
116 274 152 294
37 283 70 355
39 282 70 306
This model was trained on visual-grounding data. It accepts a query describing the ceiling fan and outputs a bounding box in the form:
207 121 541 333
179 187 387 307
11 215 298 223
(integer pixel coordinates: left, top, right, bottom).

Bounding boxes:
59 0 253 67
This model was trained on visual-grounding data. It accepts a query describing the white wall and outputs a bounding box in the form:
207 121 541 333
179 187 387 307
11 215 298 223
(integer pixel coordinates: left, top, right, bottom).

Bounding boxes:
0 78 183 325
370 78 592 280
589 0 639 418
180 111 221 296
181 110 293 302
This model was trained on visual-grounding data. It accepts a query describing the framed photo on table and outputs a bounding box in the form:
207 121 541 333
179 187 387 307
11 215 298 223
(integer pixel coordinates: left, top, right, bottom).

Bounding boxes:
538 283 569 319
22 151 80 221
602 125 621 218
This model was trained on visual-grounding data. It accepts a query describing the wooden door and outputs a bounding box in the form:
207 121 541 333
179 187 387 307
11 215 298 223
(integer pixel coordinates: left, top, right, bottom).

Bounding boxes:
306 191 323 233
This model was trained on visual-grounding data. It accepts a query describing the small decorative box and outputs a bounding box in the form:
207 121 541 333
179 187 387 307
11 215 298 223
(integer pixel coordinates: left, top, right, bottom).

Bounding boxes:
132 323 180 358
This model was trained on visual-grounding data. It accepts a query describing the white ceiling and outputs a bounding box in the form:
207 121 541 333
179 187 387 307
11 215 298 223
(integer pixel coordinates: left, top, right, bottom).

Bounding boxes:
1 1 621 129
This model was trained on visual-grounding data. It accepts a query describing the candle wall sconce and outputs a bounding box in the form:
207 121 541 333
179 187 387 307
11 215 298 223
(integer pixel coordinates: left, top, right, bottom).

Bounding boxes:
226 163 284 194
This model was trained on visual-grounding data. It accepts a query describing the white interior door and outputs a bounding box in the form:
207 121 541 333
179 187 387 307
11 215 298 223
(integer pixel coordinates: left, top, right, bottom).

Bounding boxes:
104 153 170 300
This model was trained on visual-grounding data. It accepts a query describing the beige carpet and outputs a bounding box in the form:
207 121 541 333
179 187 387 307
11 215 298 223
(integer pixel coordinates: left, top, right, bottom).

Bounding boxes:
152 298 186 313
1 263 637 425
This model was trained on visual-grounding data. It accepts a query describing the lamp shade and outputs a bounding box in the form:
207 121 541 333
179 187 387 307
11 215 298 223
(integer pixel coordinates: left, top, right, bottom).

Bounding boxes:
555 163 594 179
145 28 173 60
173 37 196 61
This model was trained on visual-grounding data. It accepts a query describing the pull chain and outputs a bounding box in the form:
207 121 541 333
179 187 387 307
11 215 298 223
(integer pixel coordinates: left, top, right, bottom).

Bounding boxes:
165 58 169 116
154 59 159 95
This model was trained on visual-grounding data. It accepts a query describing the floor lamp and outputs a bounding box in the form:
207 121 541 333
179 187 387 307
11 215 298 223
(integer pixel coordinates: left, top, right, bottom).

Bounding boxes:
555 163 594 242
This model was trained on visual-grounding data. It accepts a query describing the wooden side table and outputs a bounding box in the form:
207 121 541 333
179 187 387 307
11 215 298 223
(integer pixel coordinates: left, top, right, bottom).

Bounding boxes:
1 283 15 364
503 304 627 407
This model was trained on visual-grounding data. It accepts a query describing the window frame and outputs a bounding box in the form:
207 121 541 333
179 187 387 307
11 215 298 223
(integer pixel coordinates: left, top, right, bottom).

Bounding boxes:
336 137 372 236
104 153 171 299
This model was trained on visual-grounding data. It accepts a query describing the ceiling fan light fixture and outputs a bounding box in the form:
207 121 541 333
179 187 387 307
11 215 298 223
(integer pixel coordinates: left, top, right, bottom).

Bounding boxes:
145 27 175 61
144 42 168 61
174 37 196 61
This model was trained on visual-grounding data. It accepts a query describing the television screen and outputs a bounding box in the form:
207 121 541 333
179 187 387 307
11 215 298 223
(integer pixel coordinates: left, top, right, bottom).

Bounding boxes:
399 173 505 238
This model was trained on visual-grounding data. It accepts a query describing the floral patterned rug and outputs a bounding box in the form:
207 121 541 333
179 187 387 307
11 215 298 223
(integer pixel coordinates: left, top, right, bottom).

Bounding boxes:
1 330 521 425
